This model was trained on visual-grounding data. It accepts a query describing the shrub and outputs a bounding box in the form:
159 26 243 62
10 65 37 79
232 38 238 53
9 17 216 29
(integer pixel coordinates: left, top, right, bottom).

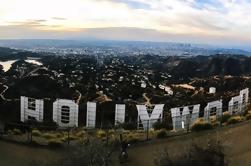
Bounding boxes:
191 120 213 132
30 140 39 145
4 122 27 133
220 113 231 124
121 122 137 130
75 130 86 137
153 121 171 130
61 135 78 142
210 118 218 127
126 133 139 143
227 116 241 125
245 113 251 120
106 133 120 145
32 129 41 136
43 133 57 139
56 133 63 138
7 130 14 135
154 141 227 166
12 128 22 135
156 129 168 139
48 139 63 147
97 130 106 138
108 129 115 135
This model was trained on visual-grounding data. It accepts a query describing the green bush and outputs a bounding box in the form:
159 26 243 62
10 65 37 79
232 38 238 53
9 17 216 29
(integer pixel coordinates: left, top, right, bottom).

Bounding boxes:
227 116 241 125
191 121 213 132
32 129 41 136
48 139 63 147
156 129 168 139
12 128 22 135
220 113 231 123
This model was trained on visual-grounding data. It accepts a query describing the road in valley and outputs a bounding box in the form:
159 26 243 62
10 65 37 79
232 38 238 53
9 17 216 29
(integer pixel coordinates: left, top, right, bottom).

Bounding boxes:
0 85 10 101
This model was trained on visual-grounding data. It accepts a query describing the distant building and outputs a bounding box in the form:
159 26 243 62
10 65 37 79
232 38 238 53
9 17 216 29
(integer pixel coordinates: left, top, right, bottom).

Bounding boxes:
209 87 216 94
165 86 174 95
119 76 124 82
141 82 146 88
159 85 165 90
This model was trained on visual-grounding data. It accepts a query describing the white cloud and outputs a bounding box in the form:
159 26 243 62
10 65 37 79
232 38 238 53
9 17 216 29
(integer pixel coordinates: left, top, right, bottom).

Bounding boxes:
0 0 251 44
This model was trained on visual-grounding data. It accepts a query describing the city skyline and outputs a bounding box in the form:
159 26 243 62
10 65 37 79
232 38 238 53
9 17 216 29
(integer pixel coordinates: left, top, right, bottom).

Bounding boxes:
0 0 251 48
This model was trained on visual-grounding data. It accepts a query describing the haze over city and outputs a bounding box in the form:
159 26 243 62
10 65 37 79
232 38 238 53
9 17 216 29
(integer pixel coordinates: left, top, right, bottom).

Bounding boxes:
0 0 251 49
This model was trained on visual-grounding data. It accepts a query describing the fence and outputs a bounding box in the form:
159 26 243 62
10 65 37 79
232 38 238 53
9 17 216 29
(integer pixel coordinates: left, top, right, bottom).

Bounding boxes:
0 102 250 147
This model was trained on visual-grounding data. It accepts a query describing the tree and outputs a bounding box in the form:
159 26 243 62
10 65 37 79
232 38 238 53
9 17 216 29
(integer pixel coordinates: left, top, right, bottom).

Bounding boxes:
224 58 241 76
0 65 3 74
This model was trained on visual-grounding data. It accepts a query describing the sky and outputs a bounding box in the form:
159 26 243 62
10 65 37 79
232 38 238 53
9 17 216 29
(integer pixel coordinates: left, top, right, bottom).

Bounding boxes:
0 0 251 48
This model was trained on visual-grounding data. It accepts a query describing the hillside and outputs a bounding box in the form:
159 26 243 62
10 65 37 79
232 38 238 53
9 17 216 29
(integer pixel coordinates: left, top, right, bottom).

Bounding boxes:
119 120 251 166
1 120 251 166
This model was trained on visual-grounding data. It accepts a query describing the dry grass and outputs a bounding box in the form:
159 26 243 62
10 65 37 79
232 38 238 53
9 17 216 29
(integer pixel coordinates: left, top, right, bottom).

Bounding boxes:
227 116 242 124
42 133 58 139
32 129 41 137
191 118 213 132
12 128 22 135
96 130 106 138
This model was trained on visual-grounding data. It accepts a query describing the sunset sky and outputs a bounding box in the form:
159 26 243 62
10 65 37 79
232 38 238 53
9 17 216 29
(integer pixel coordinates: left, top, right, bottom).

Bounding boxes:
0 0 251 47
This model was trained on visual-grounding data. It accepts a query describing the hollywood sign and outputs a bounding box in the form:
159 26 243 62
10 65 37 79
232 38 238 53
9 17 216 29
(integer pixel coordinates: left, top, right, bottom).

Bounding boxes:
20 88 249 130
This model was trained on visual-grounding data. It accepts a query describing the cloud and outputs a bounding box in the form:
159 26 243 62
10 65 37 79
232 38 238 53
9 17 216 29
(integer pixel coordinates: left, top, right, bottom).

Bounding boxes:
51 17 67 20
107 0 152 9
0 0 251 46
0 25 250 47
7 19 48 27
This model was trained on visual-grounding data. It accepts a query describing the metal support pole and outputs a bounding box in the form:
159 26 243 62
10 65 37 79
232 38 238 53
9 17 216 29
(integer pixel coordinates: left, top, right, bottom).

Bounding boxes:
119 133 123 142
30 127 33 143
146 120 149 141
137 115 139 130
27 129 30 143
186 114 190 133
67 128 70 146
106 129 109 145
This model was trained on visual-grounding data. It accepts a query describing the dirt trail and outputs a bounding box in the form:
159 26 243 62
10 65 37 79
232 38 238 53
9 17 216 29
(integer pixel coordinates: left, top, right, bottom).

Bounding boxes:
0 85 10 101
76 90 82 104
143 93 151 107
